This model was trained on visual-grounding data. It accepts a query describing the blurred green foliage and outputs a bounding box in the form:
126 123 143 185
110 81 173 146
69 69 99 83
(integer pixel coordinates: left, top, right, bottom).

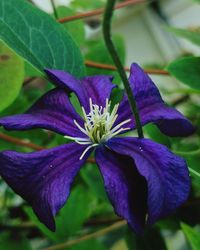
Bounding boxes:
0 0 200 249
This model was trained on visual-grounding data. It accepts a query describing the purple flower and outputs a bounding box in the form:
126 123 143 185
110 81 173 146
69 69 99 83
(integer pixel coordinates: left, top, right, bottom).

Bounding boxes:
0 63 195 233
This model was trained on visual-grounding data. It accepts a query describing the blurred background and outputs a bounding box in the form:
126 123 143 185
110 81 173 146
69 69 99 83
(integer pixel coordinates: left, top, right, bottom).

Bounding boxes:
0 0 200 249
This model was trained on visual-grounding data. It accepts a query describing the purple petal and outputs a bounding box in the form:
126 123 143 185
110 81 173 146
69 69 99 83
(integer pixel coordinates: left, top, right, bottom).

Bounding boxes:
106 137 190 229
45 69 115 112
45 69 88 110
81 75 115 111
95 146 147 234
0 88 86 137
0 143 90 231
117 63 195 137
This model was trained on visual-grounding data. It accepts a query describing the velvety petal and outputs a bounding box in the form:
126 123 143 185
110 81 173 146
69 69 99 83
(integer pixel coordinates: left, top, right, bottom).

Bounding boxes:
95 146 148 234
0 143 90 231
45 69 88 110
81 75 115 110
45 69 115 112
0 88 86 137
116 63 195 137
106 137 190 228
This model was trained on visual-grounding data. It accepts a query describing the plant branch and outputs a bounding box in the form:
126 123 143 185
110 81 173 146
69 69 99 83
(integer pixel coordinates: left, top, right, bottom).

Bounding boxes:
0 132 95 163
103 0 144 138
85 60 169 75
0 132 44 151
23 77 37 86
58 0 145 23
43 220 126 250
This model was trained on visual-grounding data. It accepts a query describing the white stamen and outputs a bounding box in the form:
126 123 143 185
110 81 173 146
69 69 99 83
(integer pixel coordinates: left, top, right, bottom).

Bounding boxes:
64 135 90 142
64 98 131 159
110 119 131 133
79 144 98 160
73 120 88 136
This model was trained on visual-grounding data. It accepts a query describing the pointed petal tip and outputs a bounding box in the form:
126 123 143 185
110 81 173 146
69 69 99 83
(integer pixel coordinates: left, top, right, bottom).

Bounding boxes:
157 117 196 137
47 219 56 232
130 62 143 72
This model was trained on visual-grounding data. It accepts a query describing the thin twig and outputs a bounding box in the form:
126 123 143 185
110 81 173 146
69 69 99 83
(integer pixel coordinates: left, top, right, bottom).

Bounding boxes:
23 77 37 86
58 0 145 23
85 217 122 226
0 132 44 151
0 132 95 163
43 220 126 250
85 60 169 75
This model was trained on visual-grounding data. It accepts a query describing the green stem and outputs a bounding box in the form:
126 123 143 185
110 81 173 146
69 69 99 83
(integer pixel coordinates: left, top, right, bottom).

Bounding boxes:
188 167 200 178
50 0 58 19
103 0 144 138
173 148 200 157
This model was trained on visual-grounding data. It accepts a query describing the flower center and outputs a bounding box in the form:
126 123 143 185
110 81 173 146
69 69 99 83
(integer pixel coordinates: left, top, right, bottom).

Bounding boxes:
65 98 131 159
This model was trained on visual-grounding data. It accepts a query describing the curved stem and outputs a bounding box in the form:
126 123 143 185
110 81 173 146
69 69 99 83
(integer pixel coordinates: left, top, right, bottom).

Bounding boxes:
43 220 126 250
173 148 200 157
103 0 144 138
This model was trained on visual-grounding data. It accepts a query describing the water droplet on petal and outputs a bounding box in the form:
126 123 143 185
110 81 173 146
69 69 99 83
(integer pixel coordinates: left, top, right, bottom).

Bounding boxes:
139 146 143 152
49 165 53 169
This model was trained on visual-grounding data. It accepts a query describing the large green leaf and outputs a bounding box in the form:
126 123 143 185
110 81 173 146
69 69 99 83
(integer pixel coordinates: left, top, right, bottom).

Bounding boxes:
181 223 200 250
167 27 200 47
0 0 85 77
167 57 200 90
0 42 24 112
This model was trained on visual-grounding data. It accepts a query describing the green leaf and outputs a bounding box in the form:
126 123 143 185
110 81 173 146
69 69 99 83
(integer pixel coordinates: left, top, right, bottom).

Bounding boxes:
25 186 96 242
167 57 200 90
25 61 42 77
85 35 125 85
69 239 108 250
0 0 85 77
0 232 32 250
56 6 85 46
181 223 200 250
56 185 95 238
80 164 108 202
71 0 105 10
0 41 24 112
193 0 200 3
166 27 200 46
